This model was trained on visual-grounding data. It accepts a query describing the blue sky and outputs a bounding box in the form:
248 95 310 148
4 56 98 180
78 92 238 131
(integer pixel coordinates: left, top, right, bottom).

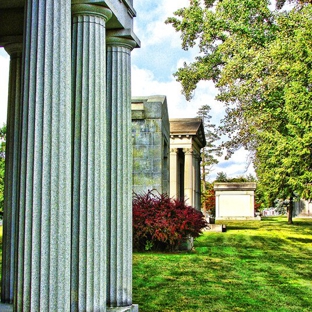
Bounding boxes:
0 0 255 181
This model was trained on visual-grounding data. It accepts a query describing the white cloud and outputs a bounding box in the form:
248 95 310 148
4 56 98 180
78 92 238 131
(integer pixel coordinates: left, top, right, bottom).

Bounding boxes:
0 49 9 126
208 148 255 181
133 0 190 49
131 64 222 122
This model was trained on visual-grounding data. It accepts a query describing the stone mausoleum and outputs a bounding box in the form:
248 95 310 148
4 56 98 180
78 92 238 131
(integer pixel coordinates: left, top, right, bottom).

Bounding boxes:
214 182 258 220
169 119 206 211
131 96 170 195
131 98 206 212
0 1 139 311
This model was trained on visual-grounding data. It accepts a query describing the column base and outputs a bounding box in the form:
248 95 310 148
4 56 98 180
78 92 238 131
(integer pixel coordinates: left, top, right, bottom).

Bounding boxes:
0 303 139 312
107 304 139 312
0 303 13 312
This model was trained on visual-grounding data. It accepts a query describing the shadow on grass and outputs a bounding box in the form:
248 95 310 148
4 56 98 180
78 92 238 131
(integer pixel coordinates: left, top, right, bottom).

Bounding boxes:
133 217 312 311
287 236 312 243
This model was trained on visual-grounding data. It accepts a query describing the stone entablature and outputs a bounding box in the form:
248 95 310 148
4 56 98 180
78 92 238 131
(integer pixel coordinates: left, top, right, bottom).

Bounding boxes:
214 182 257 220
131 96 170 195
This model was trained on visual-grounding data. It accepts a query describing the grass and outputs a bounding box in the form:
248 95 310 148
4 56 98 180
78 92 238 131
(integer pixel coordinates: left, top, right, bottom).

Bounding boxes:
133 217 312 312
0 218 311 311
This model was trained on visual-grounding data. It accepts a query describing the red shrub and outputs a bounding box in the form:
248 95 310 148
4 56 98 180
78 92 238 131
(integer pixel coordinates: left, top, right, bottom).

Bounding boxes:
133 190 208 251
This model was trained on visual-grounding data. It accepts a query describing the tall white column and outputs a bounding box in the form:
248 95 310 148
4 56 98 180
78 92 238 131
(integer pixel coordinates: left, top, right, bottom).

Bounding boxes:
184 148 194 206
15 1 72 311
106 36 137 311
71 4 112 311
1 43 23 304
169 148 178 199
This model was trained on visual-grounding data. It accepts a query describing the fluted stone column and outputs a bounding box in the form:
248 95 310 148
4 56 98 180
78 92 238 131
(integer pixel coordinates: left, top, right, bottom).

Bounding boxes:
15 1 72 311
184 148 194 206
194 153 201 211
106 36 137 311
71 4 112 311
169 148 178 199
1 43 22 304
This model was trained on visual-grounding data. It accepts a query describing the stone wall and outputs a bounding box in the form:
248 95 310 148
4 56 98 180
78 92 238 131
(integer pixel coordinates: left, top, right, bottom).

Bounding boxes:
132 96 170 195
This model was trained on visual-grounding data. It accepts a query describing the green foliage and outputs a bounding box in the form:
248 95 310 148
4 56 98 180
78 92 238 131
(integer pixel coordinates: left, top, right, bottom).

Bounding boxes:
274 198 289 215
196 104 221 210
167 1 312 223
0 125 6 216
201 182 215 216
214 172 257 183
196 104 220 175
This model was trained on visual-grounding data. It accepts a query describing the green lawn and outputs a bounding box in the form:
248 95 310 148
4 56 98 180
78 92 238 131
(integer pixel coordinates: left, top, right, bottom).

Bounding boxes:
0 218 311 311
133 217 312 312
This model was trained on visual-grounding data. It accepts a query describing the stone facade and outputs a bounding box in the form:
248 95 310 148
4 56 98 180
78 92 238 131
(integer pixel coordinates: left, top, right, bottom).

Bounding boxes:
214 182 258 220
0 1 139 311
169 119 206 211
132 96 170 195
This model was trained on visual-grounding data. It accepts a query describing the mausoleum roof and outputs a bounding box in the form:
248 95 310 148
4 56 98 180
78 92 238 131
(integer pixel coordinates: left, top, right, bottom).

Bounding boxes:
169 118 206 148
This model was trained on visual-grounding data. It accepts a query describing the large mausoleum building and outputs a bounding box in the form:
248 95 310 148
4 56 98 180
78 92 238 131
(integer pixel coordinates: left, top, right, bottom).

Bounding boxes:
131 97 206 212
131 96 170 195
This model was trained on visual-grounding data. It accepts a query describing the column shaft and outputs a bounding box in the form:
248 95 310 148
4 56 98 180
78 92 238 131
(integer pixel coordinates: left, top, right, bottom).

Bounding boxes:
184 149 194 207
71 4 112 311
169 148 178 200
16 1 72 311
106 37 136 308
194 153 200 211
1 43 22 304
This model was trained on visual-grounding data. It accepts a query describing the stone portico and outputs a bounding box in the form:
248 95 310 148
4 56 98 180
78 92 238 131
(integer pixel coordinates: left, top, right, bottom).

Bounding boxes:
169 119 206 211
0 1 139 311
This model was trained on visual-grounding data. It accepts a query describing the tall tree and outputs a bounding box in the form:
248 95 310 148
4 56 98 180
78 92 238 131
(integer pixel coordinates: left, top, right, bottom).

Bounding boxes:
254 6 312 223
166 0 312 224
196 104 220 211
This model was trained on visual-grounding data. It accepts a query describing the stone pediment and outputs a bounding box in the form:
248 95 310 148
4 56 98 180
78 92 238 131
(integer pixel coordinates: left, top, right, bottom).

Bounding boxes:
169 118 206 148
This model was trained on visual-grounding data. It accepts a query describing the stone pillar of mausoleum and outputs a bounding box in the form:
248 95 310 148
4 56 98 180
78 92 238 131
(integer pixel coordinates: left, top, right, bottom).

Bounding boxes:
15 1 72 311
106 35 138 311
1 43 22 304
194 152 201 211
184 148 194 207
71 4 112 311
169 148 178 199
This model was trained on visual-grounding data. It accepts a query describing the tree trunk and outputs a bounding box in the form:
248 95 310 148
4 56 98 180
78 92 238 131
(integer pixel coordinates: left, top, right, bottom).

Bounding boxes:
288 196 293 224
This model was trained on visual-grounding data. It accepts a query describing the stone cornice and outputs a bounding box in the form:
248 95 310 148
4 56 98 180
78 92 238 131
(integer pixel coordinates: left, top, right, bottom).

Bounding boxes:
107 28 140 47
214 182 257 191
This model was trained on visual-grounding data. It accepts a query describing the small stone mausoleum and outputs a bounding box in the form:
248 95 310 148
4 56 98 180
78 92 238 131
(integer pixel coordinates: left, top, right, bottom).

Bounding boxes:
169 118 206 211
214 182 258 220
